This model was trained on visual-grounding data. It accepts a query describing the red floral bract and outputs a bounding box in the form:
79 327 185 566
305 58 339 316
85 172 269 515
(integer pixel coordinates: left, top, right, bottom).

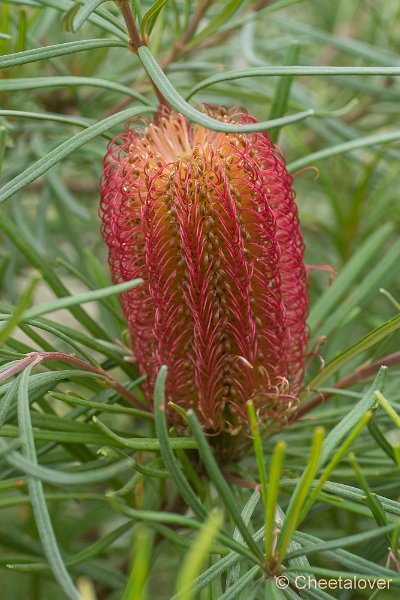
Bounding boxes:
100 107 308 434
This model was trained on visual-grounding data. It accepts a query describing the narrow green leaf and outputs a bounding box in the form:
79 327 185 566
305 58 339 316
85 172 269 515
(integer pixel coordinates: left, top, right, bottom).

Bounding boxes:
0 423 177 448
0 275 40 344
268 43 300 143
375 391 400 429
226 490 261 588
286 523 398 560
92 416 197 450
15 8 27 53
0 106 155 204
20 278 142 321
185 409 263 561
274 18 399 66
175 509 224 600
138 46 314 133
0 314 100 367
288 130 400 172
153 367 206 519
368 417 397 464
122 524 153 600
281 477 400 517
309 224 393 330
62 2 82 32
265 441 286 563
114 452 170 479
318 369 387 465
186 66 400 101
107 496 255 560
300 412 373 519
0 437 133 485
247 400 267 503
301 325 394 399
0 300 134 366
38 0 127 38
0 76 150 104
17 364 81 600
284 565 399 583
0 378 19 430
293 529 399 579
72 0 107 32
276 428 325 562
49 390 152 420
0 109 94 130
0 439 22 457
319 237 400 337
171 524 266 600
219 565 260 600
9 522 133 572
141 0 169 38
349 453 390 542
0 39 125 70
189 0 244 47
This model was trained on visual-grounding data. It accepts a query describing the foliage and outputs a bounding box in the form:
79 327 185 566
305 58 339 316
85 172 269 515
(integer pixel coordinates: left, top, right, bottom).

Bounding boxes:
0 1 400 599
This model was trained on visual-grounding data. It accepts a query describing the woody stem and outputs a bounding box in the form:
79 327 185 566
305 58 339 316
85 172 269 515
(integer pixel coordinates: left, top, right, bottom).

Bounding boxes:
115 0 168 106
116 0 143 52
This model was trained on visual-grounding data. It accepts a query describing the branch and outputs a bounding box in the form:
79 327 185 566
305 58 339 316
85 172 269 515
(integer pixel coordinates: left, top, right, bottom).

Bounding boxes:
0 351 148 411
116 0 143 52
292 352 400 421
115 0 167 106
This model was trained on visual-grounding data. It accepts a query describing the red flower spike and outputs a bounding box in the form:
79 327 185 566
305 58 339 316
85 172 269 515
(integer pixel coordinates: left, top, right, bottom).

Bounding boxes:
100 107 308 435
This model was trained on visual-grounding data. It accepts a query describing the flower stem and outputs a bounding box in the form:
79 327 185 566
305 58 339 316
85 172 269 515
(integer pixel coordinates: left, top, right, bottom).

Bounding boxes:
116 0 143 53
115 0 167 106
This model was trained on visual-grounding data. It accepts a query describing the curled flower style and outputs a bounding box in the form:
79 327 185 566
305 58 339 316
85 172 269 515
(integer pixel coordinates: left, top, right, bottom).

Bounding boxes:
100 107 308 435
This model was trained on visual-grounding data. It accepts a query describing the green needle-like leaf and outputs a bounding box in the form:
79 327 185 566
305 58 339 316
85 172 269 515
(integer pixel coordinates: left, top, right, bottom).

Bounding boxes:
72 0 107 32
153 367 206 519
277 427 325 562
0 275 40 344
0 106 155 204
186 409 263 561
175 509 224 600
21 278 142 321
0 39 125 70
0 76 150 103
122 524 153 600
17 364 82 600
308 224 393 330
288 131 400 171
186 66 400 101
138 46 314 133
375 391 400 429
141 0 170 38
265 441 286 563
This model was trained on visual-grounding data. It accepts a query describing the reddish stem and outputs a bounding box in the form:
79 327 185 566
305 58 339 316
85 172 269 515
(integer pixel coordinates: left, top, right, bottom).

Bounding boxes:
0 351 148 411
222 470 261 491
292 351 400 421
116 0 143 52
115 0 167 106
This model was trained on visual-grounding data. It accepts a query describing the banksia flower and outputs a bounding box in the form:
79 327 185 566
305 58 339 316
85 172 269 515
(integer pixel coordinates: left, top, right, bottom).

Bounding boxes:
100 107 308 436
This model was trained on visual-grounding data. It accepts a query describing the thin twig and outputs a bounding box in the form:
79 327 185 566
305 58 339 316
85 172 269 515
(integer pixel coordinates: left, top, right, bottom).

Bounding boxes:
105 0 214 117
116 0 143 52
115 0 167 106
292 352 400 421
222 470 260 491
167 0 214 62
